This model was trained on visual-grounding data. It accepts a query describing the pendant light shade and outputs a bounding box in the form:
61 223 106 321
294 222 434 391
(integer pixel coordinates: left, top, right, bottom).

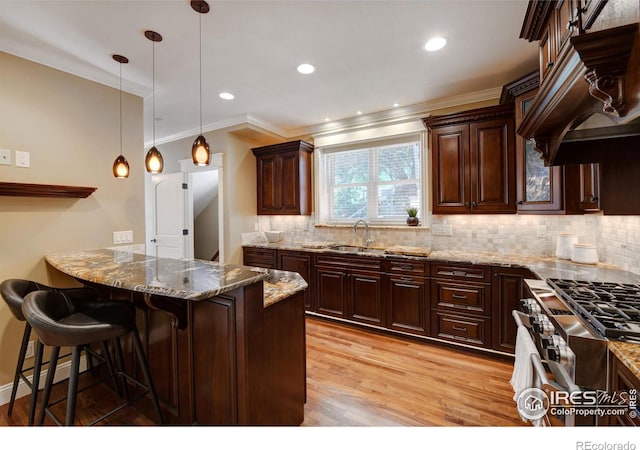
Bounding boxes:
191 1 211 166
112 54 130 178
191 135 210 166
145 30 164 174
145 146 164 173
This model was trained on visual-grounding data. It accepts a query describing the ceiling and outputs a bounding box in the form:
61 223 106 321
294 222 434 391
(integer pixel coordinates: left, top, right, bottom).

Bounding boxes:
0 0 538 145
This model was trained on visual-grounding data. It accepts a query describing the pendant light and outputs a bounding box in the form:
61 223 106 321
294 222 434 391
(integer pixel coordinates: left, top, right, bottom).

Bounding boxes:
145 30 164 173
112 54 130 178
191 1 211 166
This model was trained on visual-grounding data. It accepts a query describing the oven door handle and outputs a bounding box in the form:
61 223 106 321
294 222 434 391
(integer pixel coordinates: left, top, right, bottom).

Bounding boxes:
512 310 530 328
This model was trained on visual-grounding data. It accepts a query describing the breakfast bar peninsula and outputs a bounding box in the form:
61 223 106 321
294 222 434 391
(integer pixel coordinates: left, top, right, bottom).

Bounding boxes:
45 248 307 425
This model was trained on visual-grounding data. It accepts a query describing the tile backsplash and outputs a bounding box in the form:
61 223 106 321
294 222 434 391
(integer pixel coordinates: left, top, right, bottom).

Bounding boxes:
252 214 640 275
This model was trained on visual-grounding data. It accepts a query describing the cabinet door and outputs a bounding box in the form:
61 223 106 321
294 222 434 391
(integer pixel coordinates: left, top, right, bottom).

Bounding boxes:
256 154 281 214
539 24 555 83
349 271 384 326
279 152 301 214
491 267 531 354
431 124 470 213
470 118 515 212
316 267 346 318
387 276 428 335
579 163 600 211
279 250 313 311
554 0 579 58
515 90 564 212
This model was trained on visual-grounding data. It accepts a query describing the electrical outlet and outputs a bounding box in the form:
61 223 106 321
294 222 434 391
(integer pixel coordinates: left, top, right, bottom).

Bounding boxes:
537 225 547 238
26 340 34 359
432 224 452 236
0 149 11 166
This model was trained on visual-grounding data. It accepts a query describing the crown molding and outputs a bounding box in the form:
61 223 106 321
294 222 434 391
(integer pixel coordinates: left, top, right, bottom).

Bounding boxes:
297 87 502 139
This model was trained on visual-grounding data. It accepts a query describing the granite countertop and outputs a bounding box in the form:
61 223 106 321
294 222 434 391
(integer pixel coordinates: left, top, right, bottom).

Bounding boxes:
46 248 305 306
244 242 640 284
609 341 640 380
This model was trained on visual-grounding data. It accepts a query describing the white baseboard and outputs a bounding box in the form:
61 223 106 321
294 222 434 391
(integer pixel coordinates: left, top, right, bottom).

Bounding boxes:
0 355 87 407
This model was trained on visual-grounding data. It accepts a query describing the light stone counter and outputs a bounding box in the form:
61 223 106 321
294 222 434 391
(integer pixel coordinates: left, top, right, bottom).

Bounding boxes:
46 248 307 307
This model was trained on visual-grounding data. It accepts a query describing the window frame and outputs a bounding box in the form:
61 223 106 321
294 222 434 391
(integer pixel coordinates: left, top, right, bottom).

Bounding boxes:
315 133 427 226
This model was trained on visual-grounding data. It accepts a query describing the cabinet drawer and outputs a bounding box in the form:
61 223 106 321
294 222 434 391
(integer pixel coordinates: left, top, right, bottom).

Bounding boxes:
431 262 491 283
315 254 382 271
243 247 277 269
431 280 491 316
386 259 429 276
432 312 491 348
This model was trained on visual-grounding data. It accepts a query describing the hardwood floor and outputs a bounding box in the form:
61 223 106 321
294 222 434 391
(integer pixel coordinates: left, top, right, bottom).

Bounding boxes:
0 317 524 427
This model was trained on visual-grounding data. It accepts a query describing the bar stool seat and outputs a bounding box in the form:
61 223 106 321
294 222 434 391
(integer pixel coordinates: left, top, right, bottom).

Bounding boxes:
22 289 164 426
0 279 100 425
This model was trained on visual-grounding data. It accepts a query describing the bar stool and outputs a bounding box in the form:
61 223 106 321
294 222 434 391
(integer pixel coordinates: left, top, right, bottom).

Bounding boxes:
0 279 100 425
22 289 164 426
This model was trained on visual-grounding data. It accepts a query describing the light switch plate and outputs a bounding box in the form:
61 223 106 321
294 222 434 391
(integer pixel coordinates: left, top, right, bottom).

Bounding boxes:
0 149 11 166
15 150 30 168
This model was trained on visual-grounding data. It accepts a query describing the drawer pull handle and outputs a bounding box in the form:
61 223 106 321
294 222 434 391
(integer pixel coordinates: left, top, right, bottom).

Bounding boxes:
452 271 467 277
401 277 413 282
452 326 468 332
399 265 414 270
452 294 468 300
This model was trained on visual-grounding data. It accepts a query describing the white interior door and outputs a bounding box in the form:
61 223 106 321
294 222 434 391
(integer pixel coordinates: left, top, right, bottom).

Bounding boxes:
151 172 187 259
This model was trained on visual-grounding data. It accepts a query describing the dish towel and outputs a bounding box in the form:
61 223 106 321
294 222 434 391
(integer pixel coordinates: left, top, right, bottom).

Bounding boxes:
510 325 539 424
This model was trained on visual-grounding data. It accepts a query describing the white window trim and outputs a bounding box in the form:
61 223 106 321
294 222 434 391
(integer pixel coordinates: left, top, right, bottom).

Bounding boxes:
314 129 428 227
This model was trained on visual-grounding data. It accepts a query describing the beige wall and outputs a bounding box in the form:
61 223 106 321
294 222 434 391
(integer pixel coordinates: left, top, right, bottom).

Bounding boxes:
0 52 145 386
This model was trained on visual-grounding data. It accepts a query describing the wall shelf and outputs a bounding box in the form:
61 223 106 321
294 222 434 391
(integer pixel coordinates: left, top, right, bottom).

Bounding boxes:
0 182 97 198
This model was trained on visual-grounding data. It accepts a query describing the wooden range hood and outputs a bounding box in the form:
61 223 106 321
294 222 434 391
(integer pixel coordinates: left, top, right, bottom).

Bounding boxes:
518 19 640 166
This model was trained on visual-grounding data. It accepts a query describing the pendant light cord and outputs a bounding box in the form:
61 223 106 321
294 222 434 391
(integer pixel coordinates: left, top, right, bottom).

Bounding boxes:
152 39 156 146
199 12 203 135
119 61 123 156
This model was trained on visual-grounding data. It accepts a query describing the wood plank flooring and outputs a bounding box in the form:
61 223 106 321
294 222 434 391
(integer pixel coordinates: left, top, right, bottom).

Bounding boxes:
0 317 525 426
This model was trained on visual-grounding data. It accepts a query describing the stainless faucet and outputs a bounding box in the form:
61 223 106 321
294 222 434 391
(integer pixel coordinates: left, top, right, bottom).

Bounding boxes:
353 219 373 247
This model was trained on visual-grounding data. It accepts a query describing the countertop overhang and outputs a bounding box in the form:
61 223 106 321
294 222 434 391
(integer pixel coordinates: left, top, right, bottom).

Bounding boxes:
46 248 307 304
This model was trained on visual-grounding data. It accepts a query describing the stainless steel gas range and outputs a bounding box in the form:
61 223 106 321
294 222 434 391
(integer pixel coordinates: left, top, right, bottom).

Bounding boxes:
514 277 640 426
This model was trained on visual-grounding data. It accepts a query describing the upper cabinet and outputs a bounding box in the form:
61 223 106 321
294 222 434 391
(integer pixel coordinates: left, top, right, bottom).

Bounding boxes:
252 140 314 215
423 104 516 215
501 71 601 214
518 0 640 165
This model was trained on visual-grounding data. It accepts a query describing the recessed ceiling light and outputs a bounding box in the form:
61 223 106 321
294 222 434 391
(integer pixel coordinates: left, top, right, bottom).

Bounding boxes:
324 117 330 122
392 103 399 108
219 92 234 100
357 110 362 115
425 36 447 52
297 63 315 74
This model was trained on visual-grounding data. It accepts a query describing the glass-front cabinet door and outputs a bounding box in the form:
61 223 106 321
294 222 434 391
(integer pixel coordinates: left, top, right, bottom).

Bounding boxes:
515 89 563 212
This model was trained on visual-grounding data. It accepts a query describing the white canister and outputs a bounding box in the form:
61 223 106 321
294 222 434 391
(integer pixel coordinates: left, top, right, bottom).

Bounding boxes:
571 244 599 264
556 234 578 259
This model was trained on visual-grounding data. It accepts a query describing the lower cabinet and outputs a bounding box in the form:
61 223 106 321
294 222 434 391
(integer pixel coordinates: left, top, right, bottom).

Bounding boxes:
278 250 314 311
386 258 429 335
492 266 533 354
242 245 531 355
315 254 384 326
430 262 493 349
606 354 640 426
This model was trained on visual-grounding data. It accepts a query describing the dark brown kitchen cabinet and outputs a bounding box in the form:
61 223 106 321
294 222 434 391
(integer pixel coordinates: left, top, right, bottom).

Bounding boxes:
430 262 493 348
423 104 516 214
315 254 384 326
502 71 601 214
242 247 277 269
252 140 313 215
491 266 534 354
606 353 640 426
278 250 314 311
385 259 429 336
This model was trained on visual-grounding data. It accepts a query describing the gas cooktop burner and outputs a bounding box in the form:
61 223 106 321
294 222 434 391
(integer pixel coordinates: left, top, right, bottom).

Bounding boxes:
547 278 640 340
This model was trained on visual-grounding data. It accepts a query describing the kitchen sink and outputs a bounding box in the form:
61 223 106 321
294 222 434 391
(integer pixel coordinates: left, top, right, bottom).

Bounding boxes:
328 245 386 255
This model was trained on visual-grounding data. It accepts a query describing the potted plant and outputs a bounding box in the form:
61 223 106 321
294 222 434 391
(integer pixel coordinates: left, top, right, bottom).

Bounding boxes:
406 207 419 226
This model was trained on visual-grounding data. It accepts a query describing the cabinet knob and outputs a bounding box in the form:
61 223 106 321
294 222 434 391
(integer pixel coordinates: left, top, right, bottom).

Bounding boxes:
517 201 523 205
471 201 478 207
566 19 579 30
464 202 469 207
546 62 554 69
